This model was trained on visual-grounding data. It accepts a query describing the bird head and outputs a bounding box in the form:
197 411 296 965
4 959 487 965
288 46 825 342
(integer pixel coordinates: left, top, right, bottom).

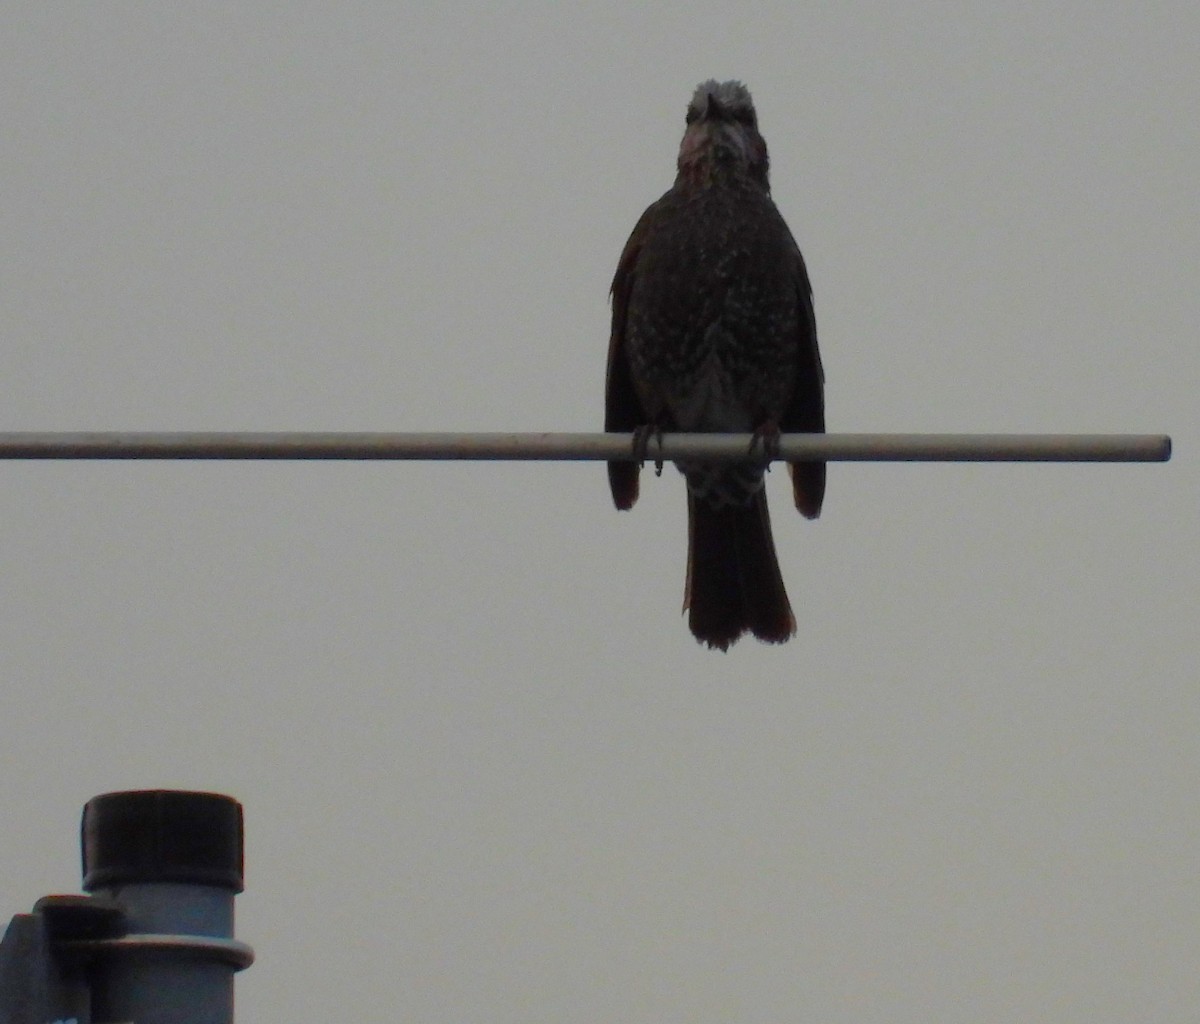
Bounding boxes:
676 80 770 188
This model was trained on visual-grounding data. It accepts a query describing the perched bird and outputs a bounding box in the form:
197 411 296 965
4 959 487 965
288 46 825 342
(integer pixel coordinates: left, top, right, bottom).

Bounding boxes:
605 80 825 650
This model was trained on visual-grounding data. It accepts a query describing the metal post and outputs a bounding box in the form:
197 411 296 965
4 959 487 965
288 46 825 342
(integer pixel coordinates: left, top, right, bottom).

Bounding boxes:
0 791 252 1024
76 791 254 1024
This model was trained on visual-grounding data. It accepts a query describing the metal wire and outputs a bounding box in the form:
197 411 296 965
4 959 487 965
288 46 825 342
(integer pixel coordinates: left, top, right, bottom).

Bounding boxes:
0 432 1172 462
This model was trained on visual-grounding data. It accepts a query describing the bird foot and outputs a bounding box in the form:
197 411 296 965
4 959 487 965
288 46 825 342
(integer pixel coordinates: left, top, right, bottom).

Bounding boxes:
749 421 782 471
632 424 665 476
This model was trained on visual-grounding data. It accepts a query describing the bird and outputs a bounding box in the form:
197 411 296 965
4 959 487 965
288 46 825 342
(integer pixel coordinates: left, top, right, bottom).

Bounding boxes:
605 80 825 651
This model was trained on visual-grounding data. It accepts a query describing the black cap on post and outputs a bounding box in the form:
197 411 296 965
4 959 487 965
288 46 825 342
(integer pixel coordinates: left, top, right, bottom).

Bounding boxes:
81 790 244 893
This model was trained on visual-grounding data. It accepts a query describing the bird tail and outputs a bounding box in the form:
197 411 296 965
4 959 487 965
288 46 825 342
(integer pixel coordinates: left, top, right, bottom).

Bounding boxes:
684 490 796 651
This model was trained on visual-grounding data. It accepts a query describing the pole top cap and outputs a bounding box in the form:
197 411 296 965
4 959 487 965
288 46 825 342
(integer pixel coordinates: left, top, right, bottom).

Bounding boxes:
82 790 244 893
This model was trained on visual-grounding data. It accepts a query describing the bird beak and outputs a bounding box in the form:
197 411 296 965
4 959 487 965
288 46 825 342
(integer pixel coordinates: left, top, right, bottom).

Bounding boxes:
701 92 725 122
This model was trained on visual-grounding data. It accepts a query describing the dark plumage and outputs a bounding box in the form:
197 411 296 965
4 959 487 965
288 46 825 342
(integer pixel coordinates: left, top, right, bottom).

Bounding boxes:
605 80 825 650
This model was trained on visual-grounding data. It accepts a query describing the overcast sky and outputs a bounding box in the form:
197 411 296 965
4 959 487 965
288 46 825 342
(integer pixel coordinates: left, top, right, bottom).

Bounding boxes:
2 5 1196 1022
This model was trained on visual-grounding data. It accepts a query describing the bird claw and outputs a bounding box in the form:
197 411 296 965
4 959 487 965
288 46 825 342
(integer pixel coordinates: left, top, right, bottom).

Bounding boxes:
632 425 665 476
749 421 782 471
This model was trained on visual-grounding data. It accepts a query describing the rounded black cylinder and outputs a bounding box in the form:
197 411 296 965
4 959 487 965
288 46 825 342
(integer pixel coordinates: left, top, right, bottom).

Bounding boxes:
81 790 244 893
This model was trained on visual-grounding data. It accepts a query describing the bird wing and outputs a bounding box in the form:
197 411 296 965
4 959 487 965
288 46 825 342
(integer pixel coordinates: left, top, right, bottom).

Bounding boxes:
781 242 826 519
605 204 655 510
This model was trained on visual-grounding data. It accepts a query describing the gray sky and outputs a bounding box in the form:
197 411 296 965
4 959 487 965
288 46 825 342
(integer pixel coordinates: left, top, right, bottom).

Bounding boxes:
2 4 1196 1021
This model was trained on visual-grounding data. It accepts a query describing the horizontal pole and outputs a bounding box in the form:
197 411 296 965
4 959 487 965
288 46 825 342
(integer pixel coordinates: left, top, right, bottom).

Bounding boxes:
0 432 1172 462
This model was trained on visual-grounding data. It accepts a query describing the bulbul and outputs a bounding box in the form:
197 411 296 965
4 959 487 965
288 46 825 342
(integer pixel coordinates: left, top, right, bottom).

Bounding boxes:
605 80 825 650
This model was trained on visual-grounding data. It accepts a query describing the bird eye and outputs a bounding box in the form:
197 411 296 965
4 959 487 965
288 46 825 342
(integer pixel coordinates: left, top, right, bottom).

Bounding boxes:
733 109 757 128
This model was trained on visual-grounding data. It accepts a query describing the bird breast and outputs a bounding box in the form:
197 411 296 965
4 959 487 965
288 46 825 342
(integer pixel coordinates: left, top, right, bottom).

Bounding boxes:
624 189 801 431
